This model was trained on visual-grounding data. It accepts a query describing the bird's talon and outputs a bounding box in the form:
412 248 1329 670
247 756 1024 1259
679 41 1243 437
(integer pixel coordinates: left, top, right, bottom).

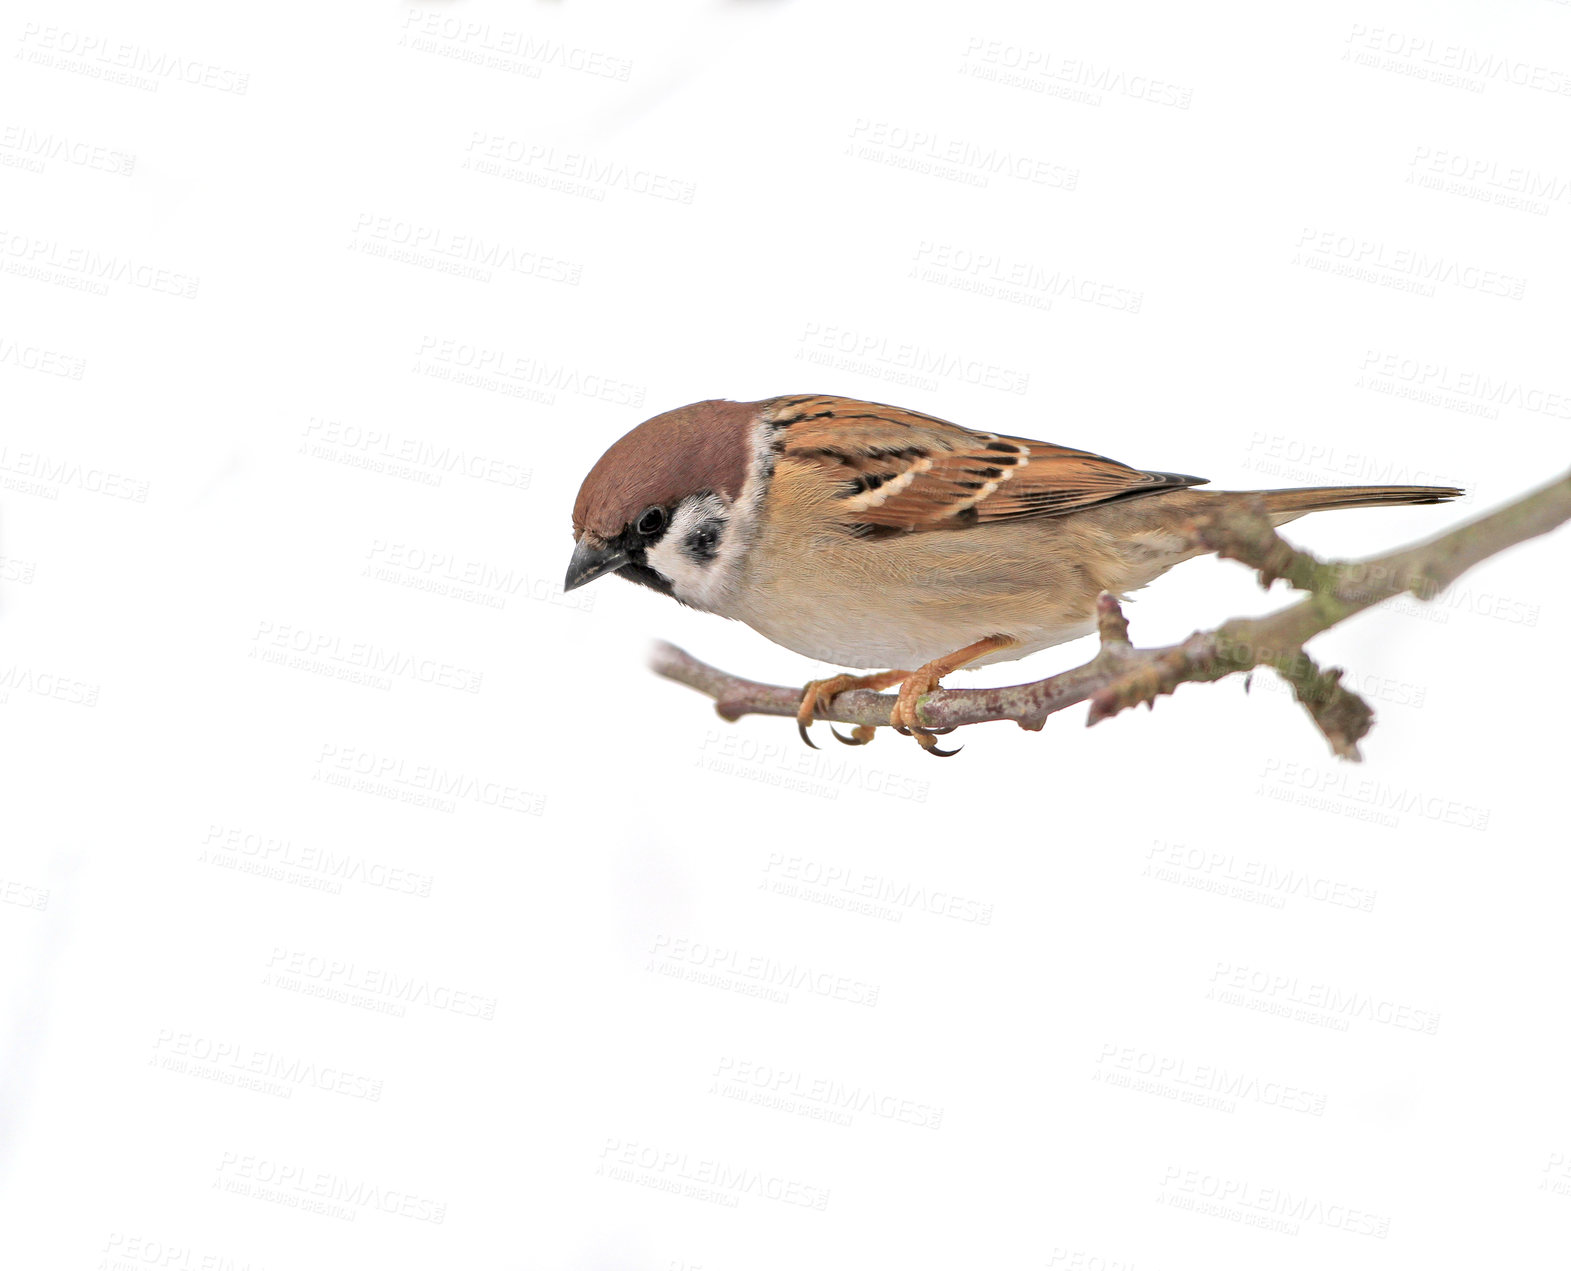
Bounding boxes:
796 719 819 749
831 724 876 746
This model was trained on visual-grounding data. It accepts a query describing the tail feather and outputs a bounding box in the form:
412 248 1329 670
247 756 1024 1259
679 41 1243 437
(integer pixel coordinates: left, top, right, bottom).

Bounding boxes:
1259 484 1463 519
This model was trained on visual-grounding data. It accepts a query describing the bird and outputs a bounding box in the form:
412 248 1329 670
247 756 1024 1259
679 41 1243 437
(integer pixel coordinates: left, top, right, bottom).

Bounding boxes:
566 394 1461 754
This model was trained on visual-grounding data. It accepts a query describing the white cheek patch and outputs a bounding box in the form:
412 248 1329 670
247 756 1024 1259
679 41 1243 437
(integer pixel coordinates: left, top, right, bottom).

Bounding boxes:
643 417 777 617
645 494 733 609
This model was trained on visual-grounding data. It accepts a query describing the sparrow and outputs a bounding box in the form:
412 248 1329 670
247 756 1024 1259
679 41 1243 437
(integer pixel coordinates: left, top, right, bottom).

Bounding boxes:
566 394 1460 754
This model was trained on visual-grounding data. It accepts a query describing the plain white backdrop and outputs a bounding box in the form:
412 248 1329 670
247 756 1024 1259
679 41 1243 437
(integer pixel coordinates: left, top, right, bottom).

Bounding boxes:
4 1 1569 1266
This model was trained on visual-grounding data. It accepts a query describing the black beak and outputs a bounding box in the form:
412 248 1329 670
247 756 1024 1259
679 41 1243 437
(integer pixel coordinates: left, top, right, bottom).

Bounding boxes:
564 538 629 592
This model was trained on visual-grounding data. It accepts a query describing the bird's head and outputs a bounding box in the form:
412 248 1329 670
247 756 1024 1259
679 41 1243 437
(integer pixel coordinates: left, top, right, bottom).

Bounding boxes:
566 398 767 610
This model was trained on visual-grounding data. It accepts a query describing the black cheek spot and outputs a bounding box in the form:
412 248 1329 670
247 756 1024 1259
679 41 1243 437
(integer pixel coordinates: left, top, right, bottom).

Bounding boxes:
684 521 722 564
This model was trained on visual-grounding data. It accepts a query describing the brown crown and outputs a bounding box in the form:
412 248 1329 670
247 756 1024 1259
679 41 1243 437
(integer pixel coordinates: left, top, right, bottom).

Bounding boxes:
571 398 763 540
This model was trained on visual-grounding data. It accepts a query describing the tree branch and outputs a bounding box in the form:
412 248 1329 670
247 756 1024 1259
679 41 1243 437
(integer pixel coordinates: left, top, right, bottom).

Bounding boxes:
650 470 1571 759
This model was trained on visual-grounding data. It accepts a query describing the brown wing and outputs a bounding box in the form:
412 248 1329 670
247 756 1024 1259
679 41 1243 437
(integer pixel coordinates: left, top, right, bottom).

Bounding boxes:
761 395 1206 530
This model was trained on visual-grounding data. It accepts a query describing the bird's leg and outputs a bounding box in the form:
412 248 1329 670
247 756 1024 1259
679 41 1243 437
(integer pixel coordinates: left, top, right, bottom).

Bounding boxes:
890 636 1018 756
796 670 911 749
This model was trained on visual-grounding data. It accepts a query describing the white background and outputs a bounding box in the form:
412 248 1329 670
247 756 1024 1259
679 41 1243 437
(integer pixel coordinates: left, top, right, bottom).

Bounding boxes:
4 1 1570 1267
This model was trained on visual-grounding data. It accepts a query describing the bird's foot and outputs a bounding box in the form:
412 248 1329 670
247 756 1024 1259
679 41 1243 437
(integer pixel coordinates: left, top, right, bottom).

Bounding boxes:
796 671 910 749
886 635 1018 757
889 671 964 757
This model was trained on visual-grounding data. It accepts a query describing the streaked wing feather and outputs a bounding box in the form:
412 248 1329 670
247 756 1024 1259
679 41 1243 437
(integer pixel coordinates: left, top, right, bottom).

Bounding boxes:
763 395 1206 530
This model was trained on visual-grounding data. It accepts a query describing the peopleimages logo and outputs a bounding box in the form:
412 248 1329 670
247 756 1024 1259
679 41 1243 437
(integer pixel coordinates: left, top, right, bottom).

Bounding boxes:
761 852 991 923
314 742 546 816
252 619 485 694
151 1028 385 1101
911 241 1143 314
350 213 583 285
16 23 250 94
0 126 136 176
0 336 87 379
959 37 1194 109
213 1152 446 1223
647 935 880 1006
1293 228 1526 298
200 823 435 897
1259 758 1491 830
401 10 633 81
413 335 646 407
1208 962 1441 1035
1344 24 1571 97
0 229 200 297
1095 1043 1328 1116
264 947 498 1020
463 133 694 203
1159 1164 1391 1238
597 1138 831 1211
1356 349 1571 419
796 322 1030 395
1143 840 1378 912
712 1056 944 1129
0 448 149 501
847 118 1079 190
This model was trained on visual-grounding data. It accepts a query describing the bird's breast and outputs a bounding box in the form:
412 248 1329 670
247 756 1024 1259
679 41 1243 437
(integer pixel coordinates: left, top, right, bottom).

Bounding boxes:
724 520 1115 669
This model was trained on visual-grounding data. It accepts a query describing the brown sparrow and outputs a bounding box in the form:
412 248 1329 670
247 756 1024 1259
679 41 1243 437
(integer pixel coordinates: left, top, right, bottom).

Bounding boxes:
566 395 1460 754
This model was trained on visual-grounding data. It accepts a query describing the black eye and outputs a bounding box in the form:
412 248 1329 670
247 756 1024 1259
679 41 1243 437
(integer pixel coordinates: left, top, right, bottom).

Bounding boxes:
636 506 666 537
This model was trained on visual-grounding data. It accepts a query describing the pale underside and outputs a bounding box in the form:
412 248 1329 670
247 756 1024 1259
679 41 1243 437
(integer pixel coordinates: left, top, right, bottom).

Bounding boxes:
722 458 1227 670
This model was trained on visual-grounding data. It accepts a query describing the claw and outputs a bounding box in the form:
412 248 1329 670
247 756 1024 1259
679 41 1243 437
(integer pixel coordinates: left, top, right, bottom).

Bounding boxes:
832 724 877 746
796 681 827 749
914 733 963 757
